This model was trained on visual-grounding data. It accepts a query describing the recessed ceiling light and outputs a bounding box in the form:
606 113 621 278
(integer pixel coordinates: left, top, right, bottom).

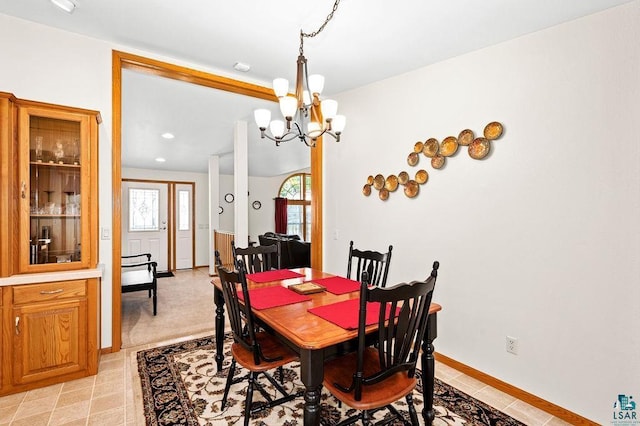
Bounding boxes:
233 62 251 72
155 157 166 163
50 0 76 13
161 133 175 139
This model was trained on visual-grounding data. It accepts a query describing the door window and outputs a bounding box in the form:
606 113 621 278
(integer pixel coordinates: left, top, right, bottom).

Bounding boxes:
128 188 159 231
178 190 190 231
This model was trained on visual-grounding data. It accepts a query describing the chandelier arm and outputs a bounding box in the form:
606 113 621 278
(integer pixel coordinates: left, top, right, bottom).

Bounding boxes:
280 132 303 143
292 120 303 135
262 127 339 146
261 130 303 144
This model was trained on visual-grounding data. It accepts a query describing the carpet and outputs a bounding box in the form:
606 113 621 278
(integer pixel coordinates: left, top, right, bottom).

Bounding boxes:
121 268 215 348
136 335 525 426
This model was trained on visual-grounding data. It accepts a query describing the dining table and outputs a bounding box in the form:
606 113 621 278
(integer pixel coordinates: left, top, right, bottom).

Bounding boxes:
211 267 442 426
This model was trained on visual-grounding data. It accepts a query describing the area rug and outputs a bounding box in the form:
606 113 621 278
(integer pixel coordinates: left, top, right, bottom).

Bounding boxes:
137 335 524 425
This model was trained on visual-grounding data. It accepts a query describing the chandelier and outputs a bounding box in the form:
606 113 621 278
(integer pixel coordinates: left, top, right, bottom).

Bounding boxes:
254 0 346 147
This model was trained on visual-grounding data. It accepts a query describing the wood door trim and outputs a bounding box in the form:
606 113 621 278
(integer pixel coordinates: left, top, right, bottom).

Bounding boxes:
112 50 323 351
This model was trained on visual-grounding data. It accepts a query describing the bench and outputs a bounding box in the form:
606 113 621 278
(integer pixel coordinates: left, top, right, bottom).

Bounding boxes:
122 253 158 316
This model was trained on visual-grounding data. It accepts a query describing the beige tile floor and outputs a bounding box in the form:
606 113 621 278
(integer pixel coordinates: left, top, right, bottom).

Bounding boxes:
0 269 572 425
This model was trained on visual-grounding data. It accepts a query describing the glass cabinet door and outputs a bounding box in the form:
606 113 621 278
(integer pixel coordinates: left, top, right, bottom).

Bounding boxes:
19 106 94 272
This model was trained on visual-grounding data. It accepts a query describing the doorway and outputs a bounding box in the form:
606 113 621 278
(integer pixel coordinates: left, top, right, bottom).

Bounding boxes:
121 179 195 273
121 180 169 271
111 50 324 352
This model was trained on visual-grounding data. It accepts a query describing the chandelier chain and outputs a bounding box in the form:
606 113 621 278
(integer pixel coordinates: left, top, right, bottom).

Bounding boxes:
299 0 341 55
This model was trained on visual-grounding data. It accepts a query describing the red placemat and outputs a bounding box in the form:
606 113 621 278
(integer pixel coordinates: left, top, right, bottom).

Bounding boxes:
238 285 310 310
308 298 397 330
306 276 361 295
246 269 306 283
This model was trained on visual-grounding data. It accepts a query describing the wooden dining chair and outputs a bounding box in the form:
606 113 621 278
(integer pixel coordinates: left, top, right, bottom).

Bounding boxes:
323 261 439 426
218 260 301 425
232 240 281 273
214 249 223 271
347 241 393 287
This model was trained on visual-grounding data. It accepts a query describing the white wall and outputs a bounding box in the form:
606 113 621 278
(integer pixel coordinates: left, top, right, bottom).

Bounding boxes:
325 2 640 423
122 168 210 267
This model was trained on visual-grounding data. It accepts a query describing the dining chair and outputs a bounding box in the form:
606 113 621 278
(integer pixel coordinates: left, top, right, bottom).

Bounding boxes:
323 261 439 426
214 250 223 271
218 260 301 425
346 240 393 287
232 240 281 273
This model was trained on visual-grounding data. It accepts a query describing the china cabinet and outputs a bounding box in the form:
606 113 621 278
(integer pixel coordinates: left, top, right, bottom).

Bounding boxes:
0 92 101 396
18 102 99 273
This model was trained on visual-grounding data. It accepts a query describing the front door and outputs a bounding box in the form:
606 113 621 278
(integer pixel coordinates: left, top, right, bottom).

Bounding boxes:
122 181 169 271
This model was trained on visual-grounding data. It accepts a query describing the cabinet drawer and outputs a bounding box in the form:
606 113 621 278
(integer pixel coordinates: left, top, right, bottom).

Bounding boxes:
13 280 86 305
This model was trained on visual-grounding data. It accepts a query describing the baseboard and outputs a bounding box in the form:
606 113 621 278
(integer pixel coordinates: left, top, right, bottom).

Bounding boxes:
100 346 114 354
434 352 597 425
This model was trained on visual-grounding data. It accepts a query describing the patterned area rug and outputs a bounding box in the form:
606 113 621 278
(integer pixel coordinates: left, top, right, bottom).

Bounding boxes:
136 335 524 425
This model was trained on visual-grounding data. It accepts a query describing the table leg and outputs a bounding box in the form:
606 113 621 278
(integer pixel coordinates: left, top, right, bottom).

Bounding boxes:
421 313 438 426
300 348 323 426
214 287 225 372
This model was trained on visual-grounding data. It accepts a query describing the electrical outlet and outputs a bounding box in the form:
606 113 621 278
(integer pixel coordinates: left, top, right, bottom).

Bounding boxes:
506 336 518 355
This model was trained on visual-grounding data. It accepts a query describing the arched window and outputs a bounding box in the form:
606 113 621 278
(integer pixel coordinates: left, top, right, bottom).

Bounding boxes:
278 173 311 241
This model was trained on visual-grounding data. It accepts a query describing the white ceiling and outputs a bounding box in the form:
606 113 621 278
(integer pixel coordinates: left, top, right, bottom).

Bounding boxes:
121 70 310 176
0 0 633 175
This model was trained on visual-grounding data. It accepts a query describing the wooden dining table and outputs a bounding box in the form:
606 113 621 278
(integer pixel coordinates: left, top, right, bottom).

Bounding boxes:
211 267 442 426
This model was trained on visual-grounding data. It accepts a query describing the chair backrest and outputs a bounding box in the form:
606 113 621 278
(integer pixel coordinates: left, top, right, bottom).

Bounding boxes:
258 234 290 267
232 240 281 273
352 261 439 401
217 260 263 365
347 241 393 287
214 250 223 273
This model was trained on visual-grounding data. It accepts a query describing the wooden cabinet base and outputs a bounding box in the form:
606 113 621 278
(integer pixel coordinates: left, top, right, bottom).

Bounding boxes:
0 278 100 396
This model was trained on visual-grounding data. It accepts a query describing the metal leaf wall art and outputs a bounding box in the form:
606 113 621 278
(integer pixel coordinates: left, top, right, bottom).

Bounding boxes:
363 122 504 200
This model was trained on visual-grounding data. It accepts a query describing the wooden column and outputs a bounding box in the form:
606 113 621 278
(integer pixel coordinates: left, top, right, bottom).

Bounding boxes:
310 104 323 270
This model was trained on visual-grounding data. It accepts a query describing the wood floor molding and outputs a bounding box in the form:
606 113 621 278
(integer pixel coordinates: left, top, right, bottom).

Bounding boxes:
434 353 598 425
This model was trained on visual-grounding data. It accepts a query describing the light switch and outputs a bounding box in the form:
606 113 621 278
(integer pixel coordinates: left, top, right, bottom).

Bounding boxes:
101 227 110 240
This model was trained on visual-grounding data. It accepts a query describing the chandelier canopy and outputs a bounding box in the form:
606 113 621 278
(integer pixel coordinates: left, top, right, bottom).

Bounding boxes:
254 0 345 147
